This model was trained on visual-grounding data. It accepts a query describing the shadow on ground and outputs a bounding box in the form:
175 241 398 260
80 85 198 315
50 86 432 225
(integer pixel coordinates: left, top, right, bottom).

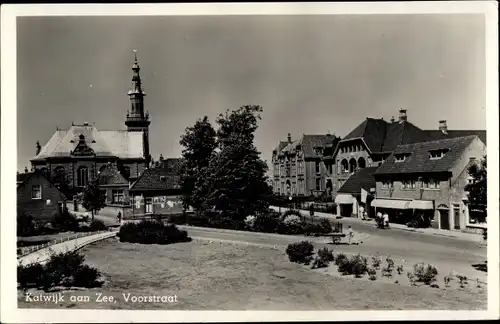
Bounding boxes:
472 261 487 273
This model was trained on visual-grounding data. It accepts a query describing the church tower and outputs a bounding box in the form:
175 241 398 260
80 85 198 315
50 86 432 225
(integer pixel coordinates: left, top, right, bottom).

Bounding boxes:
125 51 151 164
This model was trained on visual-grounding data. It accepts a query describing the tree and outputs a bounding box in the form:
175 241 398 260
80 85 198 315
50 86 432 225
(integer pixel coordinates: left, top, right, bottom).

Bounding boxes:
179 116 217 213
200 105 272 221
464 155 487 223
51 168 72 198
81 178 106 222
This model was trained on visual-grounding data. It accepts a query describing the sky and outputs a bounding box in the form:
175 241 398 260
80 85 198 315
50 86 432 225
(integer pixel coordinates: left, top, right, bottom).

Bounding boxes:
16 14 486 172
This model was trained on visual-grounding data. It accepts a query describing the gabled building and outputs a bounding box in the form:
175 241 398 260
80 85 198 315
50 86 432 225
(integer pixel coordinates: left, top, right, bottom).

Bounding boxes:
29 53 151 192
335 166 378 218
17 169 67 221
97 163 131 206
372 135 486 231
128 158 184 218
271 133 341 198
332 110 430 192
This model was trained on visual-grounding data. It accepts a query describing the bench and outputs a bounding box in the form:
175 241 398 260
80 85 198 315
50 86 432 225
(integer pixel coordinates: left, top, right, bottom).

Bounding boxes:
319 232 347 244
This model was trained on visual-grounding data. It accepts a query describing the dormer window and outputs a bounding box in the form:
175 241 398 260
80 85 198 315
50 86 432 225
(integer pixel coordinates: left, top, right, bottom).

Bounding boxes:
314 147 323 155
394 153 411 163
429 149 449 160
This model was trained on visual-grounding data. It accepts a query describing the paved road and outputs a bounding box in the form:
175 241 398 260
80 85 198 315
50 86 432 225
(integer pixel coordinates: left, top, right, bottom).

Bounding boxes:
95 214 487 281
178 225 487 282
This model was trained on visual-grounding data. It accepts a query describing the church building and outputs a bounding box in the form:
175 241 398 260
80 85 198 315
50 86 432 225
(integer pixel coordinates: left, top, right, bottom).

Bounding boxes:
30 53 151 194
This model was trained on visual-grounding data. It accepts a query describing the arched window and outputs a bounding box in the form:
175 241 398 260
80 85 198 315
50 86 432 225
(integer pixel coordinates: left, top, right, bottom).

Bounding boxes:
349 158 357 173
52 166 66 184
358 157 366 169
341 159 349 173
77 166 89 187
122 166 131 179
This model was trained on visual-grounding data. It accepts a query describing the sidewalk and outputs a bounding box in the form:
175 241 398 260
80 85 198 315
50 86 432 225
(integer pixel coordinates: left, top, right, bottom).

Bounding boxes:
270 206 483 243
18 231 116 266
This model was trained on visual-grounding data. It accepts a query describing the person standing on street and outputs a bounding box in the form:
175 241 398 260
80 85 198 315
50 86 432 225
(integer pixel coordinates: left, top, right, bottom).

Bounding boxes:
359 205 365 220
383 212 390 228
348 225 354 245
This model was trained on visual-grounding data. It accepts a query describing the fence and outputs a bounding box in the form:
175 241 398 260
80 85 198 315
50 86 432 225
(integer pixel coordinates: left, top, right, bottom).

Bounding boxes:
17 230 111 258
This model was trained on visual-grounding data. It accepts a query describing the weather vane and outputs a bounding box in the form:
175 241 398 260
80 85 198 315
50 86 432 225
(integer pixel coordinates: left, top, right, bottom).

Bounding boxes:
133 49 138 61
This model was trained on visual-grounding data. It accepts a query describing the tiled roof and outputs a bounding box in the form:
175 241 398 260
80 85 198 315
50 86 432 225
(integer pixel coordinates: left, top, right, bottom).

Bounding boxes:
338 166 378 194
340 118 429 153
273 141 289 154
278 134 340 158
31 125 145 161
17 172 33 184
423 130 486 145
16 170 67 198
375 135 479 175
129 167 181 191
97 163 129 186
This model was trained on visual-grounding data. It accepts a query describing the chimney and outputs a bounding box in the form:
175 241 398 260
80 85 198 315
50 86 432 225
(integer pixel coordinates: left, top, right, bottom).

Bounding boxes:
390 116 395 123
439 120 448 134
287 133 292 143
24 166 28 173
469 157 476 163
35 140 41 155
83 122 89 126
398 109 407 123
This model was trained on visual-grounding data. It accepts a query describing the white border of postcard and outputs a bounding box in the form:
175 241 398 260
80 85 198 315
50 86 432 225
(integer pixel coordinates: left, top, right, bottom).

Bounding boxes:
1 1 499 322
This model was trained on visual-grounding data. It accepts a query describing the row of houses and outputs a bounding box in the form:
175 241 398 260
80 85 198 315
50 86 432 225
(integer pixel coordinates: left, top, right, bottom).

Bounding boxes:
271 110 486 232
17 156 185 221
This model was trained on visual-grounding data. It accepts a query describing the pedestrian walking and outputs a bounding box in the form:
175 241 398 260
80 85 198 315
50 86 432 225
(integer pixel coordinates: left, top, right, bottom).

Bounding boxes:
383 212 390 228
348 225 354 245
117 211 122 226
359 205 365 219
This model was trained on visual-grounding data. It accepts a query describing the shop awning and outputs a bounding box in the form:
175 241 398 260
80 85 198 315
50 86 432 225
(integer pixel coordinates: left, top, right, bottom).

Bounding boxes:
371 199 410 209
408 200 434 210
335 194 354 204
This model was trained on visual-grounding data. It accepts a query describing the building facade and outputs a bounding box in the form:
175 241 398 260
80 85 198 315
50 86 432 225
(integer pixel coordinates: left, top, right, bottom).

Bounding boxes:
29 53 151 194
271 133 341 198
17 169 67 221
372 135 486 231
128 158 184 219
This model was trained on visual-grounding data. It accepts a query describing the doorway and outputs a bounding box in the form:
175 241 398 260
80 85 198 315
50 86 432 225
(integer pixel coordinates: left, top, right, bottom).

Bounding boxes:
453 204 461 230
439 209 450 230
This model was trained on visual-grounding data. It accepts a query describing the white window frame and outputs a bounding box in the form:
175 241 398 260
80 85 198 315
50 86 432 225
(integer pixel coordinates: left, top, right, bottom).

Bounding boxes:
145 197 153 214
112 190 125 204
31 184 42 199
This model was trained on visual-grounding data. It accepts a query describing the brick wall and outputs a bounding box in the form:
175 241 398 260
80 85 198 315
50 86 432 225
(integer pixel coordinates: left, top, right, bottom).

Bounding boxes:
17 173 66 221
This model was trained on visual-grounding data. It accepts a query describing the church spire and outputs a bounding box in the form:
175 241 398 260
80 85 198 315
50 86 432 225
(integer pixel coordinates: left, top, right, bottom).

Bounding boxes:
125 50 151 164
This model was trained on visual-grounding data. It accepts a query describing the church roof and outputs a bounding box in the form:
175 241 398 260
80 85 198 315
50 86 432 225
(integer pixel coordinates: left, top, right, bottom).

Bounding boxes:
31 125 145 161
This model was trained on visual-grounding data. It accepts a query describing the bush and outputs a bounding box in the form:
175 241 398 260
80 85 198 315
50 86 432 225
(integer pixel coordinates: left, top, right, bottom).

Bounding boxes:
412 263 438 285
371 254 382 269
72 264 101 288
17 212 36 237
369 275 377 281
118 220 192 244
338 254 368 277
367 267 377 276
317 247 334 262
52 210 79 232
253 213 281 233
17 262 46 289
311 247 335 269
244 215 257 230
286 241 314 265
17 251 102 290
89 220 106 231
282 209 302 219
335 253 348 266
319 219 332 233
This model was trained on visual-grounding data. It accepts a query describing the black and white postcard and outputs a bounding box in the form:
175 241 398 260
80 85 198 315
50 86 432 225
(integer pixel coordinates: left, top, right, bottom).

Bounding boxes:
1 2 498 323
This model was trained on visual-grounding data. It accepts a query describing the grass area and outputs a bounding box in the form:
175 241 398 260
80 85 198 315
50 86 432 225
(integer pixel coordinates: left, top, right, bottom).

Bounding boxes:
18 238 486 310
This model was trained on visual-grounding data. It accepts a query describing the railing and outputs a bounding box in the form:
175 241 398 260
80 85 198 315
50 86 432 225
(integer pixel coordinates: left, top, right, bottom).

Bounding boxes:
17 230 110 258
